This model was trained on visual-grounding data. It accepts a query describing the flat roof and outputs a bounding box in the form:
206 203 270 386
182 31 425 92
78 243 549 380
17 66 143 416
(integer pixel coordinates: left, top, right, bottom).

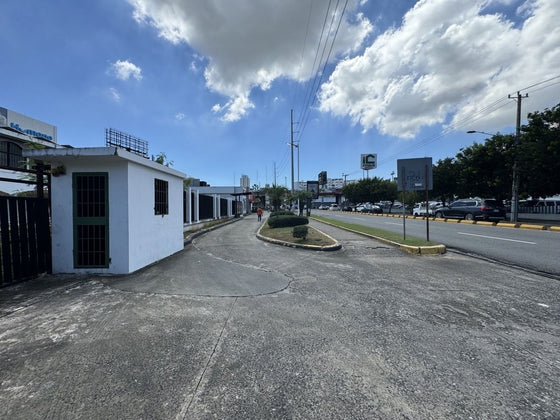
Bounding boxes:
24 146 187 179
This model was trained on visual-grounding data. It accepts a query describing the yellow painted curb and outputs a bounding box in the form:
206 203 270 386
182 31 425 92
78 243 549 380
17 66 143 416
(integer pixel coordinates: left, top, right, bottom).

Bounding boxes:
460 220 476 224
475 221 496 226
549 226 560 232
497 222 519 228
519 224 546 231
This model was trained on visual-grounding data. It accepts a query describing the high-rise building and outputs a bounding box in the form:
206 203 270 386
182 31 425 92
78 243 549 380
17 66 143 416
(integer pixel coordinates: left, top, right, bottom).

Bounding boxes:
240 174 250 190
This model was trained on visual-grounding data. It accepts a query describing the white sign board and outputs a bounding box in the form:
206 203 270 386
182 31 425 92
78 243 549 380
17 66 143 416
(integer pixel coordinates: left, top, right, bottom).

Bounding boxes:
361 153 377 170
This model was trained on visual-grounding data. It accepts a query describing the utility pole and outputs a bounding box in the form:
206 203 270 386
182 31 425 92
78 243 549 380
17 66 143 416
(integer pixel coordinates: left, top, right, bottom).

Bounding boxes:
290 109 295 194
508 91 528 223
342 173 348 186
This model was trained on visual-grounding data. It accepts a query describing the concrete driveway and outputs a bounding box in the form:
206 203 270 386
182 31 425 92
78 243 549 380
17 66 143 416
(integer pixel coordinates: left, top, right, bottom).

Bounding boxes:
1 214 559 419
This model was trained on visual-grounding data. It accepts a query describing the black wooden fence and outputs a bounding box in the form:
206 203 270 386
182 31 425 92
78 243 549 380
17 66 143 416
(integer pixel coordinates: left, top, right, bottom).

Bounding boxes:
0 196 51 286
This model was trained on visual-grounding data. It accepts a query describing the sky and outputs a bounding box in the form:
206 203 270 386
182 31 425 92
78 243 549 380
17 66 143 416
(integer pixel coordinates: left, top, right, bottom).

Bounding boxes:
1 0 559 188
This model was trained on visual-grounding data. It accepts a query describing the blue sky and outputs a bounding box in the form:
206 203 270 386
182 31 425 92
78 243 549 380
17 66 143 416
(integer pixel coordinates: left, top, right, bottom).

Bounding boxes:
2 0 559 188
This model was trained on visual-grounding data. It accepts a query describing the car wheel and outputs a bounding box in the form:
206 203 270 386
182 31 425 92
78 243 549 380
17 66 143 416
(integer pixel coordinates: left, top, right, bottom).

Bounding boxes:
435 211 442 218
465 213 473 220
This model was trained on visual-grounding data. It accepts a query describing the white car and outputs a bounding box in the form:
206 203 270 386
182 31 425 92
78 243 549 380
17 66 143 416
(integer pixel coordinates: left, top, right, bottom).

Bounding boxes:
329 204 340 211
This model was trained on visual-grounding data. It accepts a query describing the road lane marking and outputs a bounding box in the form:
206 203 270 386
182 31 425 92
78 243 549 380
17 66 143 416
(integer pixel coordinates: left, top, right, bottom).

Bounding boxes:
384 222 401 226
457 232 536 245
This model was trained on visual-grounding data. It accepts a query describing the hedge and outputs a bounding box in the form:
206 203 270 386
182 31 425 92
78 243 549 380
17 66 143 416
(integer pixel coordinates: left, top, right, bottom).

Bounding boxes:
269 210 295 217
267 215 309 228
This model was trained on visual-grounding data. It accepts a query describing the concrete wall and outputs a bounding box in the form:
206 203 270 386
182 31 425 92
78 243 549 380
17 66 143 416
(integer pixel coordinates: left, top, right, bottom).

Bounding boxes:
127 162 183 273
50 159 130 274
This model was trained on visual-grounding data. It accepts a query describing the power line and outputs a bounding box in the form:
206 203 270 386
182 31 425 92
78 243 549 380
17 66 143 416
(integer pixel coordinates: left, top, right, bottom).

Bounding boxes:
297 0 349 143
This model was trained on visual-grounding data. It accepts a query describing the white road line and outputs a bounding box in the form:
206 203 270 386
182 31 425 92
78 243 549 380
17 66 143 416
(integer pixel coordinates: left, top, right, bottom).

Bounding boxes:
457 232 537 245
384 222 401 226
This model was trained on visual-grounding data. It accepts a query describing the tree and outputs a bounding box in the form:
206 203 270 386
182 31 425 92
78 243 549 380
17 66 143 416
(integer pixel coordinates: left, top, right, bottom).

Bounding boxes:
454 134 513 200
262 185 288 211
518 104 560 198
155 152 173 167
432 158 459 204
342 177 397 204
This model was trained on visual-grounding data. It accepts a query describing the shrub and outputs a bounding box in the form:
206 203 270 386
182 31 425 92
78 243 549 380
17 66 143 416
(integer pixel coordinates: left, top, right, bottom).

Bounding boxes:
269 210 295 217
292 225 308 240
267 215 309 228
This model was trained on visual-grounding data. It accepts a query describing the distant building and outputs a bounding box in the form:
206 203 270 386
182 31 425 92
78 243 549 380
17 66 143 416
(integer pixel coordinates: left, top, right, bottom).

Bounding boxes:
240 174 250 190
1 107 63 195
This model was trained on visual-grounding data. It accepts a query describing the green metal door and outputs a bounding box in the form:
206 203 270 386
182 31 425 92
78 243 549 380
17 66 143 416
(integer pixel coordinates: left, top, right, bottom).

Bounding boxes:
73 173 109 268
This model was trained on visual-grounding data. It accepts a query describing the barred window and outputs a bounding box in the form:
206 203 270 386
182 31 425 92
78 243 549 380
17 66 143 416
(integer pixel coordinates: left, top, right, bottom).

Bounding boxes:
0 141 24 168
154 178 169 215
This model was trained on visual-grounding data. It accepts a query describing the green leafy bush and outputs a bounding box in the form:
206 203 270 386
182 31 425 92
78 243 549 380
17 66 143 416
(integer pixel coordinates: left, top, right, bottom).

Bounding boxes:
292 225 309 240
269 210 295 217
267 215 309 228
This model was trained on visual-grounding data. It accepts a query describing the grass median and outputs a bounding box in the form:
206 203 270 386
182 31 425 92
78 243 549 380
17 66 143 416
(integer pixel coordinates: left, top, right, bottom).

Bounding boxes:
311 215 438 247
259 223 337 247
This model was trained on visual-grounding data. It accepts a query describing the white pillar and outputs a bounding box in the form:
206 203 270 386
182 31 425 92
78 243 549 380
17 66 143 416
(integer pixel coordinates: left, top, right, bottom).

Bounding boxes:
186 187 192 224
214 194 219 219
195 190 200 222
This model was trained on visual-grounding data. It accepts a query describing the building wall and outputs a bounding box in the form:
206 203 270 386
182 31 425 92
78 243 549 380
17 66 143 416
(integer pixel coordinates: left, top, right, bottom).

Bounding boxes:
127 162 184 273
50 160 130 274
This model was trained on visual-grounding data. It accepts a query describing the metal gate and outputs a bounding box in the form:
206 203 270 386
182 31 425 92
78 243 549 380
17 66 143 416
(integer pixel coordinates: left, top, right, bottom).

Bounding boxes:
0 163 51 287
0 196 51 286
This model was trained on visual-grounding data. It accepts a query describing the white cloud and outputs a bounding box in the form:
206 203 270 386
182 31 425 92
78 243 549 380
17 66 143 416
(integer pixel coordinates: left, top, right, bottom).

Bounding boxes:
318 0 560 138
108 87 121 102
111 59 143 81
175 112 185 120
127 0 372 121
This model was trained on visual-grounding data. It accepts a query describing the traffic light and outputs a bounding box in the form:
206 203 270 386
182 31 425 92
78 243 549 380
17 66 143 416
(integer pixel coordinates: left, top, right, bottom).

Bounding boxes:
318 171 327 185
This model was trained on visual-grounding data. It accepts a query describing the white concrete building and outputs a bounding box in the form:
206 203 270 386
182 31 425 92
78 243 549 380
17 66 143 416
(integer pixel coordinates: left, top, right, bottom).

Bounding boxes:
24 147 186 274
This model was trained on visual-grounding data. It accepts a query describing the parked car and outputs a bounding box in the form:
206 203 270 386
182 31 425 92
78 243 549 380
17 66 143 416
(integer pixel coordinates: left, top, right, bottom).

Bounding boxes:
355 203 383 214
434 199 506 221
412 201 443 216
329 203 340 211
318 204 330 210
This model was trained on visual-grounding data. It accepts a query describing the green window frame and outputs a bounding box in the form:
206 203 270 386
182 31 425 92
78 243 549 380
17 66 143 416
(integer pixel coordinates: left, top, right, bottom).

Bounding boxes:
73 172 109 268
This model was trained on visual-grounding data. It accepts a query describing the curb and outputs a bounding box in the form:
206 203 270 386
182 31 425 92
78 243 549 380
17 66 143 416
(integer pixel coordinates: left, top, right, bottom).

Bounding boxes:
256 223 342 251
357 212 556 231
184 216 241 246
312 217 446 255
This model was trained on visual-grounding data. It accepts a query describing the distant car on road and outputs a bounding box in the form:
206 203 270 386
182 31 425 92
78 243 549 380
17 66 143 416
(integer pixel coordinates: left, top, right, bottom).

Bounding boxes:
434 199 506 221
356 203 383 214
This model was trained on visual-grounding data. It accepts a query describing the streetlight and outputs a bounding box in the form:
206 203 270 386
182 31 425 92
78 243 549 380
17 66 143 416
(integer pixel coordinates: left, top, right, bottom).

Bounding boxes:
466 130 495 136
467 130 517 222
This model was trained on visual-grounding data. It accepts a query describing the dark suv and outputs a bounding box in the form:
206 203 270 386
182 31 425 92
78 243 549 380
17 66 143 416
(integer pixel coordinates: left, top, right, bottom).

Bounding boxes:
434 199 506 221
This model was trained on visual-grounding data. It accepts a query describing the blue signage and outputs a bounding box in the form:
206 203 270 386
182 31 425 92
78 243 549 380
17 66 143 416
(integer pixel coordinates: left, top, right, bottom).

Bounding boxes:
9 122 53 142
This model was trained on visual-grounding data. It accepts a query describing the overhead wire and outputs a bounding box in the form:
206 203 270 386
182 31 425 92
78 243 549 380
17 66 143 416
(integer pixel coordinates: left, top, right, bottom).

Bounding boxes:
297 0 349 144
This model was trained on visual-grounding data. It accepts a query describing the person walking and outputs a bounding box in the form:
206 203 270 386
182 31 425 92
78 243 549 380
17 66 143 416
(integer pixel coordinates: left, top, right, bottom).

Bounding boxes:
257 207 263 222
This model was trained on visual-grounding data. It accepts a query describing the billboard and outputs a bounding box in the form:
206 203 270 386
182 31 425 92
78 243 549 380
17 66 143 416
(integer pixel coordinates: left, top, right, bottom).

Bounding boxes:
396 157 433 191
307 181 319 198
361 153 377 170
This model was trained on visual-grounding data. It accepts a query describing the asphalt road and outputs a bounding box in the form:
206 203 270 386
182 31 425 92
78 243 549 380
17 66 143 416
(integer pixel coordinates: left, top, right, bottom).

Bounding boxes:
316 210 560 276
1 214 559 419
